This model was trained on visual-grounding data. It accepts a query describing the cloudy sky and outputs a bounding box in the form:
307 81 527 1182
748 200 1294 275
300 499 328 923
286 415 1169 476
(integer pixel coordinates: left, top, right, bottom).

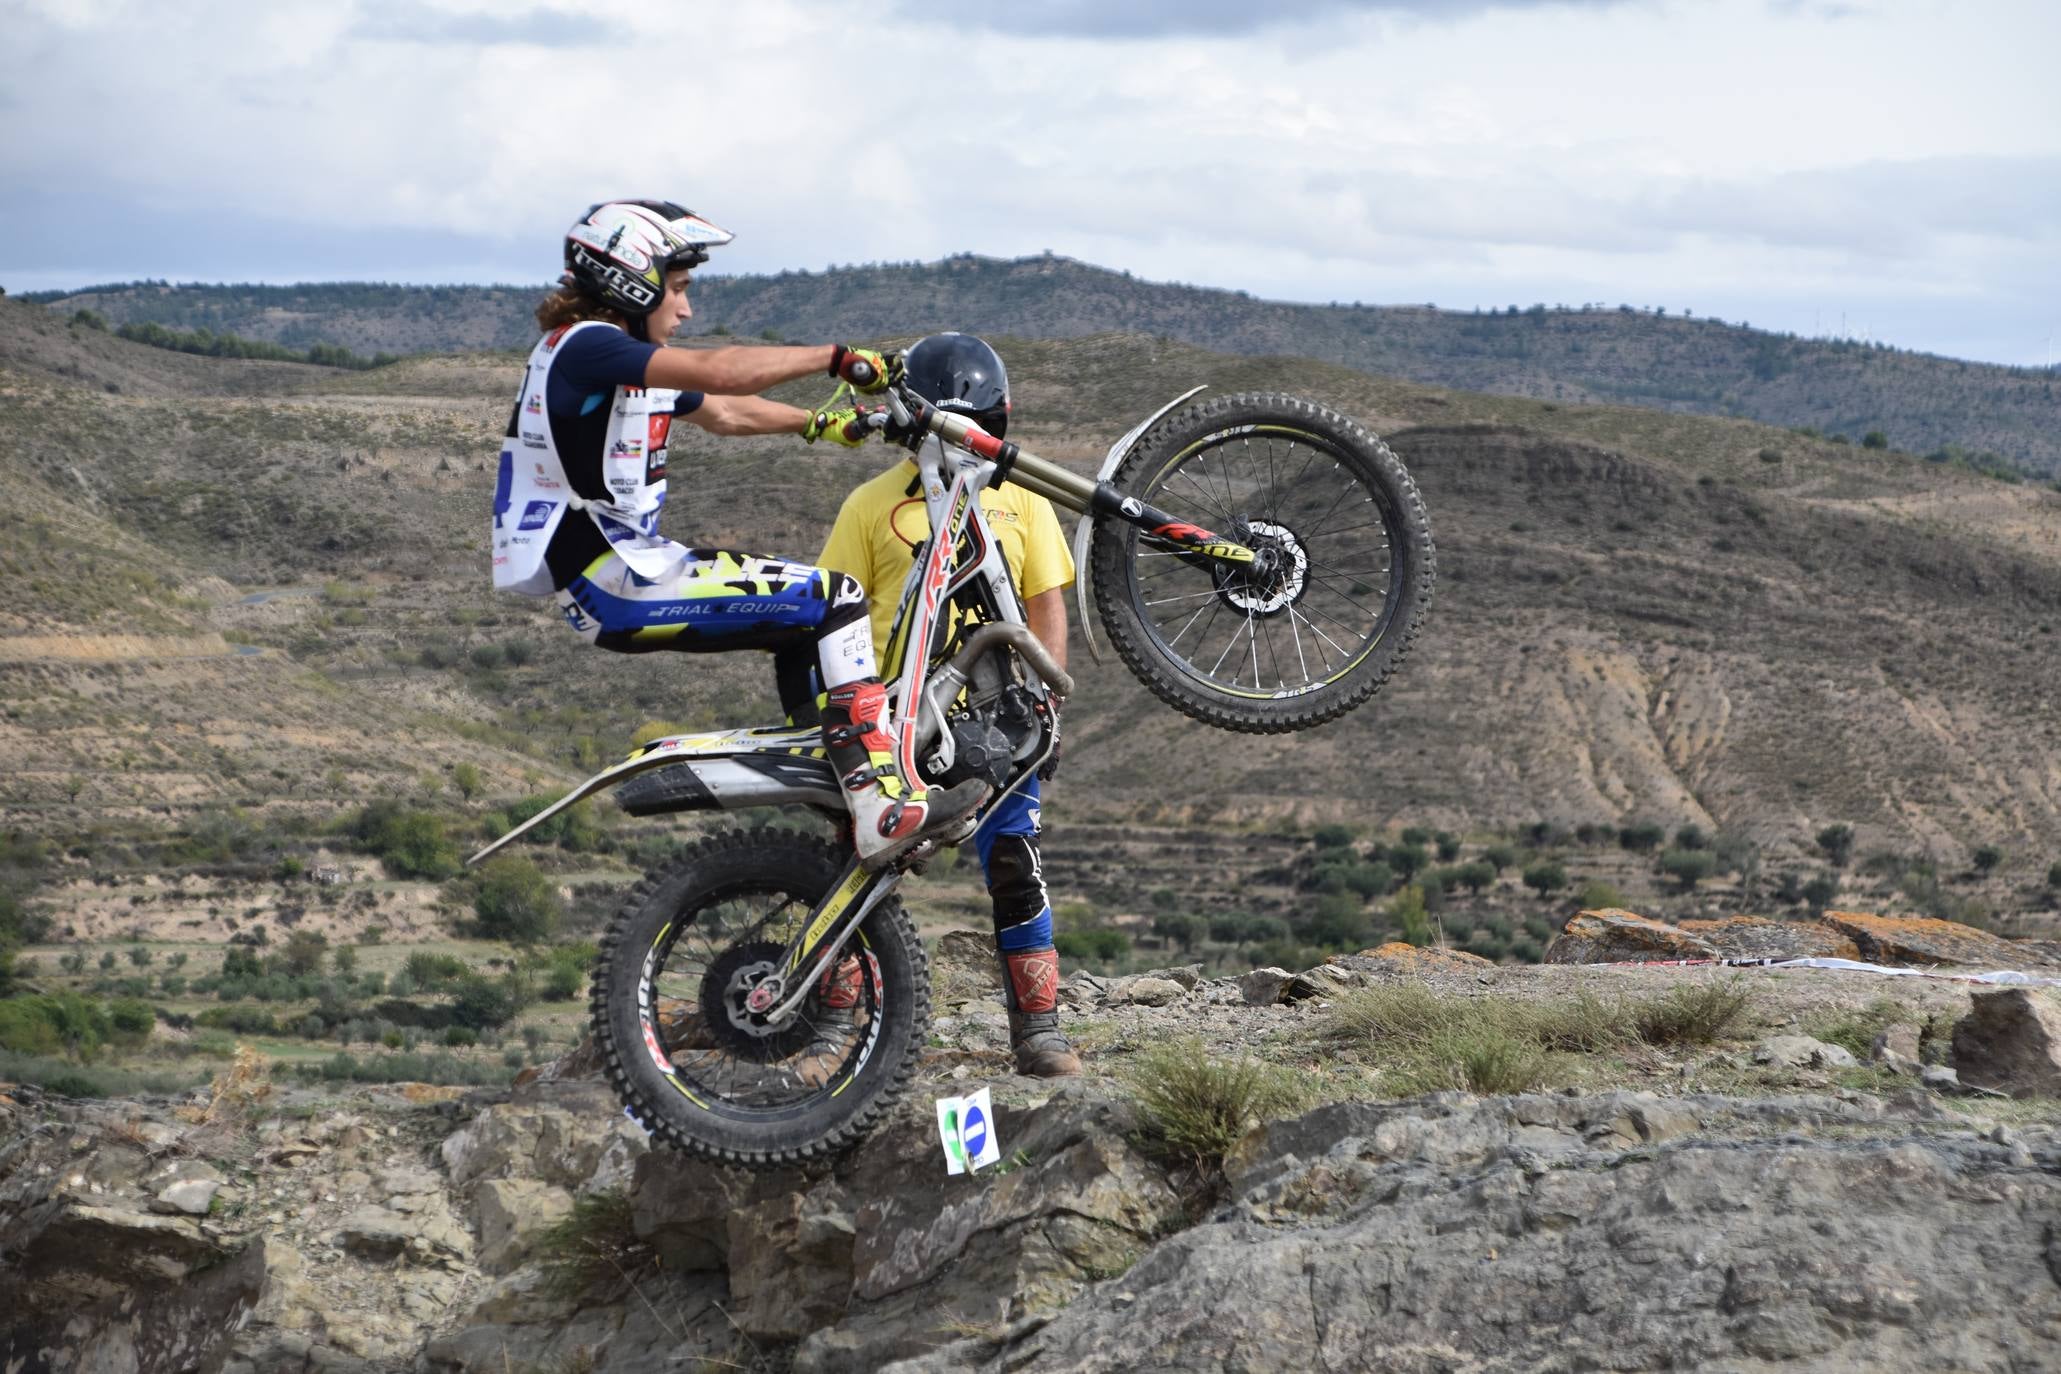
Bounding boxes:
2 0 2055 365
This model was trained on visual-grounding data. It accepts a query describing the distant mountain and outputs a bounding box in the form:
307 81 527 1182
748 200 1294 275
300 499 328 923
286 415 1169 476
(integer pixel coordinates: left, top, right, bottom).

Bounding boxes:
25 254 2061 475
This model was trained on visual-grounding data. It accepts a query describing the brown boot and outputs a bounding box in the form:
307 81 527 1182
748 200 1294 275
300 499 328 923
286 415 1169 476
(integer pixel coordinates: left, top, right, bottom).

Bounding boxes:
791 955 863 1089
1001 948 1080 1077
1008 1009 1082 1078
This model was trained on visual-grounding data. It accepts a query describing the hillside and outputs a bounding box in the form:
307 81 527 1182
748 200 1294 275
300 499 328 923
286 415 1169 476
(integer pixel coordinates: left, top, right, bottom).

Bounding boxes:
28 254 2061 475
4 295 2061 943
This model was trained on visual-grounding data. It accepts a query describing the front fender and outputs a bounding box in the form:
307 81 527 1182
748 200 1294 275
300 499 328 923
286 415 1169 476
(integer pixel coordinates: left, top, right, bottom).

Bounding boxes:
1070 386 1207 662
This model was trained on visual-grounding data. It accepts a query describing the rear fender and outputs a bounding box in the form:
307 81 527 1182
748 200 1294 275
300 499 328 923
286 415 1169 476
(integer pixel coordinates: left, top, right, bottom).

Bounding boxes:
465 726 839 866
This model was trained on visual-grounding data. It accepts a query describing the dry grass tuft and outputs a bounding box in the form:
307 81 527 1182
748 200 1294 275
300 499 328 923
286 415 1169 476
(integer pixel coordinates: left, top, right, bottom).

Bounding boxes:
1126 1036 1313 1174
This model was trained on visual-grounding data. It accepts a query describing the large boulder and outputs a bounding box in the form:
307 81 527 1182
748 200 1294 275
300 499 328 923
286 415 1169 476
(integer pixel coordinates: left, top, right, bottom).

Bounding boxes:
441 1083 647 1194
1342 941 1496 975
1544 908 1717 964
1951 986 2061 1097
888 1093 2061 1373
1677 915 1860 961
476 1179 576 1273
792 1081 1183 1373
1819 910 2040 969
0 1200 270 1373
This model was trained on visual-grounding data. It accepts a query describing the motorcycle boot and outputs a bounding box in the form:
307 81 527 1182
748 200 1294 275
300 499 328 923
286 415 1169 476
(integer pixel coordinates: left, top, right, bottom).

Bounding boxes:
792 954 863 1089
822 678 984 871
1002 948 1082 1077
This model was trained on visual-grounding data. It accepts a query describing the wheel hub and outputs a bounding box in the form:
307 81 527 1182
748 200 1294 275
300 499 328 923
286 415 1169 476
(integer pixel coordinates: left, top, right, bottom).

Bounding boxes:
699 941 814 1060
1216 520 1308 617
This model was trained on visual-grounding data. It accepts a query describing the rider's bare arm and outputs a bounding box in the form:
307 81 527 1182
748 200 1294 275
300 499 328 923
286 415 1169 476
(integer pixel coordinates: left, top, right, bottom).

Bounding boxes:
681 393 811 437
1027 587 1069 676
644 345 835 396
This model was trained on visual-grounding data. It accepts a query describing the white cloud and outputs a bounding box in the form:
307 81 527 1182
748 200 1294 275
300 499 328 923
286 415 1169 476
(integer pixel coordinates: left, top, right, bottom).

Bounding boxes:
0 0 2055 364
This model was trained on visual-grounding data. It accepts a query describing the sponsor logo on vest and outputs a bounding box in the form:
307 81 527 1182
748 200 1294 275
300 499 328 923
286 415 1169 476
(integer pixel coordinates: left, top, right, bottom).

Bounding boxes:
524 392 543 415
518 500 557 531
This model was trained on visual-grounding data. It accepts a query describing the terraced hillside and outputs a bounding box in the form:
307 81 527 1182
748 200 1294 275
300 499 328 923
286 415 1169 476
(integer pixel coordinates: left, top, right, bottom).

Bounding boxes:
5 297 2061 909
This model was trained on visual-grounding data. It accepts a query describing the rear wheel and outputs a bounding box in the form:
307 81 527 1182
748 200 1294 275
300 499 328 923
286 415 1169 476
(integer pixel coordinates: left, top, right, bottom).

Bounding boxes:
591 828 927 1167
1089 391 1434 733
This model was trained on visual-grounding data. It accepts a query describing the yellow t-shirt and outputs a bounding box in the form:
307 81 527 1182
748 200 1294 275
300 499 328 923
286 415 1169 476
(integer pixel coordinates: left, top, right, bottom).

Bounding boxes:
818 456 1075 671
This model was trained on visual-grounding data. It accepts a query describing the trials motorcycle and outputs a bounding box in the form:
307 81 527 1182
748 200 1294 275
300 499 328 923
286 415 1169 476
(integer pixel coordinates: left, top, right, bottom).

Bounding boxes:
469 376 1434 1166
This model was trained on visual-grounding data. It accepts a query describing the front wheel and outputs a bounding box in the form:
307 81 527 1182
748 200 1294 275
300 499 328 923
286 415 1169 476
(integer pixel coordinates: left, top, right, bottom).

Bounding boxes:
1089 391 1434 733
591 828 928 1167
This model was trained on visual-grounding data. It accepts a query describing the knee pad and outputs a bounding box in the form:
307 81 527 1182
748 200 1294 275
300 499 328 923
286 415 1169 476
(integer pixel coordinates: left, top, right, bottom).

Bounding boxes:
821 571 868 634
985 833 1050 931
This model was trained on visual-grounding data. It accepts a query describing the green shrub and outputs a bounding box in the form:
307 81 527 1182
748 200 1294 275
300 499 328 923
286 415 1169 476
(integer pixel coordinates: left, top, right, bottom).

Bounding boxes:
2048 862 2061 890
1389 885 1431 946
403 952 468 986
1311 824 1354 850
1815 824 1855 868
107 999 156 1045
1576 880 1624 910
473 856 564 945
1126 1037 1309 1173
1521 861 1567 896
499 794 606 854
451 975 523 1030
442 1026 480 1048
1972 844 2003 875
1449 861 1496 894
197 1005 279 1035
1657 849 1716 891
1674 825 1708 851
347 801 461 880
1387 844 1428 880
1481 845 1517 873
1618 823 1665 853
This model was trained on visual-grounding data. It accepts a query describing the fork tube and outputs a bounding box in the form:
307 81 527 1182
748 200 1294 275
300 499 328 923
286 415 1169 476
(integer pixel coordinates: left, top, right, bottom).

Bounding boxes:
1003 451 1097 513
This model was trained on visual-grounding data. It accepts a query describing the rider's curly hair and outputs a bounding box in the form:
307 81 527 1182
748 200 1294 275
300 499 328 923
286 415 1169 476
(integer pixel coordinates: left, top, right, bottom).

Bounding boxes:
534 283 631 334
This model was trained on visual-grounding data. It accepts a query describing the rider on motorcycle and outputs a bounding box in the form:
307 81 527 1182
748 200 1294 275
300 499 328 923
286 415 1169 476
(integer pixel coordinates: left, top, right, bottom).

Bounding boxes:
812 333 1082 1077
491 200 981 870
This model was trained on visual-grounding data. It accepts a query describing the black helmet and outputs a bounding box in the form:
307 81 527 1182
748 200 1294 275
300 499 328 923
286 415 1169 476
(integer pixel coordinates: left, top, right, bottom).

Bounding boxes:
562 199 733 317
903 332 1010 439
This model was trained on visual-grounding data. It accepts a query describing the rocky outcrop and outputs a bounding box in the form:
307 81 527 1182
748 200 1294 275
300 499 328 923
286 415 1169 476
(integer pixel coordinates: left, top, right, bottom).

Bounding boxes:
1819 910 2039 968
1544 907 1718 963
894 1092 2061 1372
1547 906 2056 969
1951 986 2061 1097
1678 914 1861 961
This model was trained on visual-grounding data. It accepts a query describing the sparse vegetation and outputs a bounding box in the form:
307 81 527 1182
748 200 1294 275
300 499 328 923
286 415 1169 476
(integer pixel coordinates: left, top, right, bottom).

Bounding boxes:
1321 980 1757 1095
1126 1037 1311 1175
534 1189 658 1298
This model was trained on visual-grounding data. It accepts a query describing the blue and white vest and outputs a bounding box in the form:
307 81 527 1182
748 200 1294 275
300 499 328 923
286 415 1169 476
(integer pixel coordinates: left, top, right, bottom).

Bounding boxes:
491 320 684 595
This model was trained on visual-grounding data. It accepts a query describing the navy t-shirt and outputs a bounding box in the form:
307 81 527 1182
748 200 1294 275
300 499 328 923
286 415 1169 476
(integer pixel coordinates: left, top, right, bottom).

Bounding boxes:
540 326 705 585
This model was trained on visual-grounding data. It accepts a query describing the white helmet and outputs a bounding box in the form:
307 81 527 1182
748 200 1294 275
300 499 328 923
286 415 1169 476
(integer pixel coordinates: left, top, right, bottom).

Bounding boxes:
562 199 733 317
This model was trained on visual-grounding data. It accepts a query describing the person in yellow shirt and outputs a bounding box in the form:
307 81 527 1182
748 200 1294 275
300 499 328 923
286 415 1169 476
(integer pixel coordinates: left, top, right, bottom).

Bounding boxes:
811 334 1082 1078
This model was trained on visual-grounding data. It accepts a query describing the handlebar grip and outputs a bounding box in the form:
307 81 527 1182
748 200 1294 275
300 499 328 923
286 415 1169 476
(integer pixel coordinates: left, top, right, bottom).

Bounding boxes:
844 358 878 388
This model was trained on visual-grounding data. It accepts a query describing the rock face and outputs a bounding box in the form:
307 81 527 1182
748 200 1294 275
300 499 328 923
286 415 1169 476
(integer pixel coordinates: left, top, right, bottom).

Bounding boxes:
1819 910 2040 968
1678 914 1861 961
1546 906 2055 970
1544 907 1718 963
1951 987 2061 1097
1 1176 271 1374
893 1093 2061 1373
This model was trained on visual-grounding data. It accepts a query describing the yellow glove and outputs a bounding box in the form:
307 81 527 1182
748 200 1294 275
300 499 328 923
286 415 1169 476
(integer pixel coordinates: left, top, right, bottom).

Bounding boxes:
802 407 873 448
828 345 903 394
